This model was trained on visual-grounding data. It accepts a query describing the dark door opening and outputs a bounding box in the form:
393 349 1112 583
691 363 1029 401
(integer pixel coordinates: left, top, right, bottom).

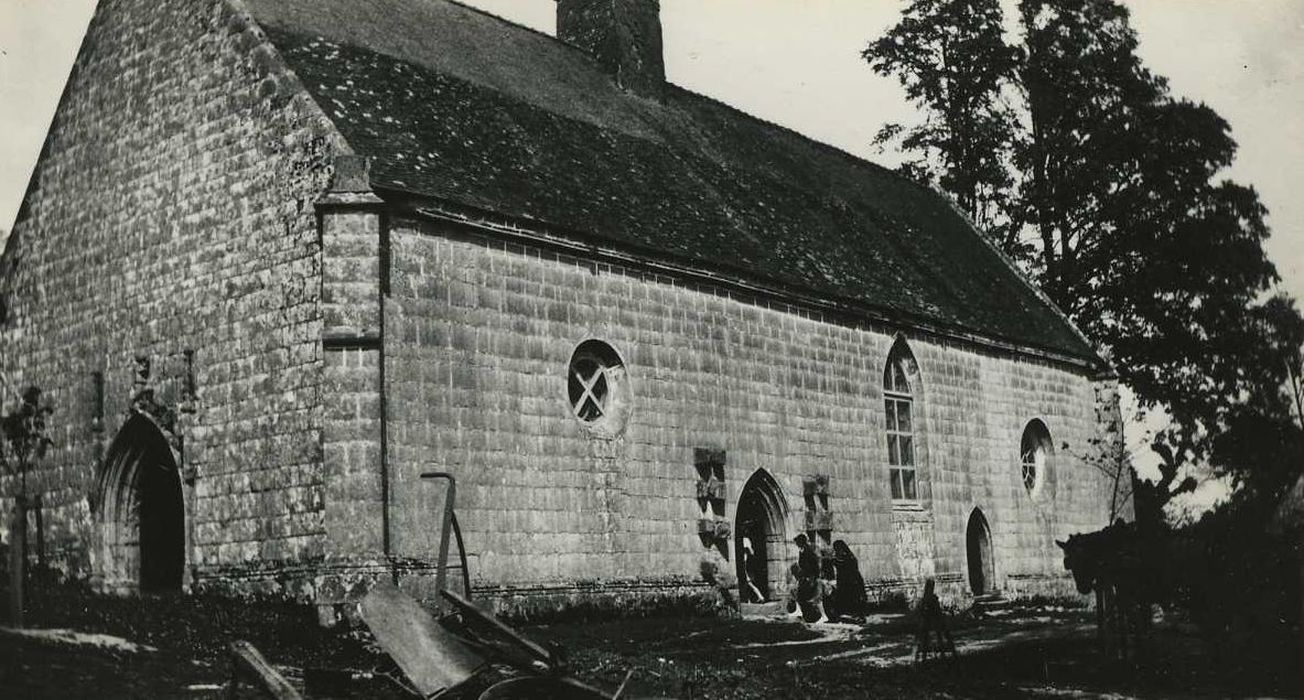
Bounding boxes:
135 427 184 593
966 508 995 595
735 507 770 602
735 470 787 603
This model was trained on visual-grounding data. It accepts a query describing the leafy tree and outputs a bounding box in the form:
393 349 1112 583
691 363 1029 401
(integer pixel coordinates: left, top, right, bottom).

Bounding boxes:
1019 3 1277 423
0 385 53 625
1205 295 1304 503
866 0 1298 517
863 0 1022 253
1015 0 1163 303
0 386 54 498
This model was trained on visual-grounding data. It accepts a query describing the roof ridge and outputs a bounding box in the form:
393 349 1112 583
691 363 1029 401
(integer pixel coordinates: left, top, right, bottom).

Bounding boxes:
344 0 920 189
360 0 622 77
255 0 954 207
431 0 561 47
432 0 923 191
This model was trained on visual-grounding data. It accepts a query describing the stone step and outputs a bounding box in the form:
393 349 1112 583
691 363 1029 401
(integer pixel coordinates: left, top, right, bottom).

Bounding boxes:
971 594 1011 613
739 601 787 618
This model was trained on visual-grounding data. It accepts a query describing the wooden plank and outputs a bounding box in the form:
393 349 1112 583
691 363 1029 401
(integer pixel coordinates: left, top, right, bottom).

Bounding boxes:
227 640 302 700
440 589 554 666
360 582 487 697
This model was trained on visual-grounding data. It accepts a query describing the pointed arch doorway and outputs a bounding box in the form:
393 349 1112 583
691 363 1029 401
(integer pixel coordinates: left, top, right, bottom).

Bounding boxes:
966 508 995 595
734 470 789 603
98 414 185 593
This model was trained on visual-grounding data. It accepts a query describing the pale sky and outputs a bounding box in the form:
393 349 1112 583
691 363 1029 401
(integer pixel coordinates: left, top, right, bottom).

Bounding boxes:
2 1 1300 294
2 1 1302 513
2 1 1300 296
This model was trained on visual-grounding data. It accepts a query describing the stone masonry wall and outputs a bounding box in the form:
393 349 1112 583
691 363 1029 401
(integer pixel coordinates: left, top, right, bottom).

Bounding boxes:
0 0 343 593
0 0 1124 615
384 218 1122 613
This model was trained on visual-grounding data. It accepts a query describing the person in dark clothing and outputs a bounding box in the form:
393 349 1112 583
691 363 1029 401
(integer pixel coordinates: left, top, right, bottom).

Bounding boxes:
829 540 868 622
787 533 830 623
914 578 956 661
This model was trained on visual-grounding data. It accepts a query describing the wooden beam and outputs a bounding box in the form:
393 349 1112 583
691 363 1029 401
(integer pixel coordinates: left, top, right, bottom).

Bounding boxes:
440 589 554 667
227 640 301 700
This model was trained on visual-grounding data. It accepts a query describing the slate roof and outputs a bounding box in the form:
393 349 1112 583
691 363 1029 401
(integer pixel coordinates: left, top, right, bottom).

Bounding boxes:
246 0 1101 365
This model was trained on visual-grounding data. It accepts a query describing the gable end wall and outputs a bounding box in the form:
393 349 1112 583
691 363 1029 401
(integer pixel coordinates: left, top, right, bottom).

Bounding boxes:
0 0 344 593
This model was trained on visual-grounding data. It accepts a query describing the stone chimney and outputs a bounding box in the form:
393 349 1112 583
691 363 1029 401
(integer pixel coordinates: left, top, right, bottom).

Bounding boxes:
556 0 665 96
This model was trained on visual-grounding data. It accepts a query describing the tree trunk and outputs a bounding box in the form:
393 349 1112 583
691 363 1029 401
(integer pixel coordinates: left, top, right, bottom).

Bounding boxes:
9 498 26 628
33 494 44 571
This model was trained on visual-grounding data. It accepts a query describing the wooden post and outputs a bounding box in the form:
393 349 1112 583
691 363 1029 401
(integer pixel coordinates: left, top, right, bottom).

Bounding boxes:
419 472 457 611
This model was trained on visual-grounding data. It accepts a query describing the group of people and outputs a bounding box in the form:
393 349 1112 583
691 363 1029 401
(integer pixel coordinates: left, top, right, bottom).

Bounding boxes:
739 533 956 660
745 533 868 623
739 534 953 650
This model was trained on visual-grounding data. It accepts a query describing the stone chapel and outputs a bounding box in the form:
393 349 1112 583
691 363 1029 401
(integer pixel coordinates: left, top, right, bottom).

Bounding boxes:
0 0 1127 617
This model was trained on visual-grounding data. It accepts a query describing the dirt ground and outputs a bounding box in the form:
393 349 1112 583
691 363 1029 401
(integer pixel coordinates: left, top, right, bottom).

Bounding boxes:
0 582 1298 699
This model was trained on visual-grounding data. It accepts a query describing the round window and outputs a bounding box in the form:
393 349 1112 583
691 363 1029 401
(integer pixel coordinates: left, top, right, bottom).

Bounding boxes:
567 340 629 437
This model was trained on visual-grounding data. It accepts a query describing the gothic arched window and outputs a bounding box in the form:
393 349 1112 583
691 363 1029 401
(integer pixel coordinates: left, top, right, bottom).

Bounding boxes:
1020 420 1052 497
883 344 918 501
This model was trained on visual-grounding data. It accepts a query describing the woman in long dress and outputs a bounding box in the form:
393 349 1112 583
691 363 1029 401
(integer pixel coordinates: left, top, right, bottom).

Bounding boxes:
830 539 868 622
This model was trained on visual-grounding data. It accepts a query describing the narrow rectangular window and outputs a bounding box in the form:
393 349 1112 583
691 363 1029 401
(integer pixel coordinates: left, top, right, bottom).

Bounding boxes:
884 370 917 502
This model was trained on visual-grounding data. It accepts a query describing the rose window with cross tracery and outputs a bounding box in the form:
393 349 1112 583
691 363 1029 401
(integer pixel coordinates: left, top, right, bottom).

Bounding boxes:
569 353 611 422
566 340 629 436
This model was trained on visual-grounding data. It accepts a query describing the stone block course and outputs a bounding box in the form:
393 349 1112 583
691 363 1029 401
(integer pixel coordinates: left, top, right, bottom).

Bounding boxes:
384 219 1122 608
0 0 344 591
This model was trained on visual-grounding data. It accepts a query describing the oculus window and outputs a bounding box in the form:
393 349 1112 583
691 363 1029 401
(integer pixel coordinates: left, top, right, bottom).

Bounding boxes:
567 339 630 438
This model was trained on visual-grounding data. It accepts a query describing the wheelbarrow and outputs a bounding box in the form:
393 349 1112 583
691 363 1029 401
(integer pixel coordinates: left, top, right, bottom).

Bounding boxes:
359 472 647 700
